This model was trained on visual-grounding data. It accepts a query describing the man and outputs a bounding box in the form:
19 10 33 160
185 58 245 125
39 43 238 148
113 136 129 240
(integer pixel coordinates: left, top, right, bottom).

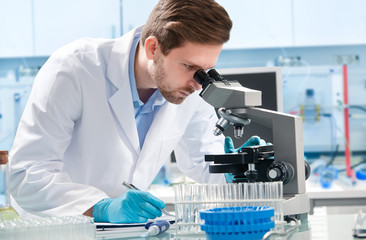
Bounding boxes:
9 0 259 223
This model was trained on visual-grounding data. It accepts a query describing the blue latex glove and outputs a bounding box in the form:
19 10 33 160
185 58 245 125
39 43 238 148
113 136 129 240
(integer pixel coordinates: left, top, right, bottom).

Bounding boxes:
93 190 165 223
224 136 267 183
224 136 266 153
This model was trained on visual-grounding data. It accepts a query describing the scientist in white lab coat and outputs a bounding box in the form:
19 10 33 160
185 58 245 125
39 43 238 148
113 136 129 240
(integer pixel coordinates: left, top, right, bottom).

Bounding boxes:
9 0 260 223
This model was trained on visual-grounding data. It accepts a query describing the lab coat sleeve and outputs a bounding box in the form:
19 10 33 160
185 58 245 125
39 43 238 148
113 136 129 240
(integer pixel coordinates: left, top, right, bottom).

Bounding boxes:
174 97 226 184
9 53 108 217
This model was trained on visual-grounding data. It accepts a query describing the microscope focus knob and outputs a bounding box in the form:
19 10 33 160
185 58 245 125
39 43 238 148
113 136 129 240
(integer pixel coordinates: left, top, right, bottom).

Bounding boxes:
267 161 294 184
268 168 282 180
305 161 311 180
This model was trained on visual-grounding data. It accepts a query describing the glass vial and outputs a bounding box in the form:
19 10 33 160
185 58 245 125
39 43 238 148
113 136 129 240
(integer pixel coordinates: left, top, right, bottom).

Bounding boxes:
301 88 320 122
0 150 19 221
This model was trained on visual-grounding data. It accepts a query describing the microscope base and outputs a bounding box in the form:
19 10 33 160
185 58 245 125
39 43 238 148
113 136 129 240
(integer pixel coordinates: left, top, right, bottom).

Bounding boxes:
283 193 310 217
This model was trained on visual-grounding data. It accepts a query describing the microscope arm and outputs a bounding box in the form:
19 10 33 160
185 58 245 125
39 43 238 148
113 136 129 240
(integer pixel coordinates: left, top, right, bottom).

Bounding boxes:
234 107 306 195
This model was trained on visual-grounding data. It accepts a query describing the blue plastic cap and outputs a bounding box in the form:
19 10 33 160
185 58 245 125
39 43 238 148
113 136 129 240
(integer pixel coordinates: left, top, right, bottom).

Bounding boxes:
306 89 314 97
320 178 332 189
319 167 338 189
356 169 366 180
200 206 275 240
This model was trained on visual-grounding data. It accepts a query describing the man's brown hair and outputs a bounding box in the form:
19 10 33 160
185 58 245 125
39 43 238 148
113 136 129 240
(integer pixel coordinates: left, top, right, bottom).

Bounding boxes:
141 0 232 55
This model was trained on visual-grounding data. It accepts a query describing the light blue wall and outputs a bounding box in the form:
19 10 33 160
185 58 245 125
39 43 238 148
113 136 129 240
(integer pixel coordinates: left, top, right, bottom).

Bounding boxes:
217 45 366 106
0 57 47 74
2 44 365 73
218 45 366 69
1 44 366 153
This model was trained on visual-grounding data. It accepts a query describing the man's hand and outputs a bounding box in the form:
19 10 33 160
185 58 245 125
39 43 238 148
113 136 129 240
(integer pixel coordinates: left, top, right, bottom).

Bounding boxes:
224 136 267 182
224 136 266 153
93 190 165 223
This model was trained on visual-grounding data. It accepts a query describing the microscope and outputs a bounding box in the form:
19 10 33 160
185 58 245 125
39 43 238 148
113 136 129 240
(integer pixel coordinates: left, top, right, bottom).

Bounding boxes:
194 69 311 218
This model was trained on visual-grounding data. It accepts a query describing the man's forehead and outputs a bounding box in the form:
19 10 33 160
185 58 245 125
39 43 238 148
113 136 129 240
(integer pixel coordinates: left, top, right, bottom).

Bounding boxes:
170 42 222 69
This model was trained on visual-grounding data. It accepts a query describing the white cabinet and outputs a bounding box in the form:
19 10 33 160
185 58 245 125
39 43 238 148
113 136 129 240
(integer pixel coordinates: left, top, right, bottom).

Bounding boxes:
219 0 366 48
2 0 366 57
124 0 294 49
0 0 33 57
33 0 121 56
121 0 158 34
217 0 293 49
293 0 366 46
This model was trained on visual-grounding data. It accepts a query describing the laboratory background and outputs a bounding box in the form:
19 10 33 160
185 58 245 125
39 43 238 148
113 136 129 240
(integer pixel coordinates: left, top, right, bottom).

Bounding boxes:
1 0 366 239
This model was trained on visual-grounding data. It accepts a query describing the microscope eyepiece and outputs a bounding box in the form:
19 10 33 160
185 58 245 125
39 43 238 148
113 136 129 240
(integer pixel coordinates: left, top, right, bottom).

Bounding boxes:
207 69 223 81
193 69 215 89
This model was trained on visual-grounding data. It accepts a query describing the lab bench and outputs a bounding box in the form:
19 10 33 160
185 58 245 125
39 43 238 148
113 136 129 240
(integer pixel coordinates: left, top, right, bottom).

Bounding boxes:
96 209 359 240
306 181 366 214
139 183 366 239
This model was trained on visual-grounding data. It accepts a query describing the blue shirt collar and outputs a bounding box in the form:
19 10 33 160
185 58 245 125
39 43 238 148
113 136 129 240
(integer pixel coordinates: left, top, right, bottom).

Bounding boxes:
128 35 144 108
128 34 166 112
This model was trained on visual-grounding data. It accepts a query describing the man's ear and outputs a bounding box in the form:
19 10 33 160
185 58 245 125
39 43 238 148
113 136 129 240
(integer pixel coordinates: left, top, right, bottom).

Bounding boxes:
144 36 161 60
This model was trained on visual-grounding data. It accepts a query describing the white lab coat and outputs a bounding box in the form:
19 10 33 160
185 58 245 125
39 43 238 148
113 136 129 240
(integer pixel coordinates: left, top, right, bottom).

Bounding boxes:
9 26 225 217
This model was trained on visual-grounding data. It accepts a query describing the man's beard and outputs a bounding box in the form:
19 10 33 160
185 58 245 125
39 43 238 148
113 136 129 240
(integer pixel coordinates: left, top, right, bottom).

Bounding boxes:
151 56 194 105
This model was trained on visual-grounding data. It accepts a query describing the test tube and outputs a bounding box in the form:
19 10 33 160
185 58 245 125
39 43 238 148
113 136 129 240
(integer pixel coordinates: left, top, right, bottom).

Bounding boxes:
256 182 264 200
191 184 200 231
174 184 184 229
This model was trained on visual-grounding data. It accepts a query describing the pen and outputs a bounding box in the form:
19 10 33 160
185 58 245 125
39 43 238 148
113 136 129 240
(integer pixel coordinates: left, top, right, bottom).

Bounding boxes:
122 181 175 218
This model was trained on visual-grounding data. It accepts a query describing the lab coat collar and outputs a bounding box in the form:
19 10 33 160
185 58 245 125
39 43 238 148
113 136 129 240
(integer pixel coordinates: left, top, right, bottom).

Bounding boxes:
106 26 144 156
107 26 143 89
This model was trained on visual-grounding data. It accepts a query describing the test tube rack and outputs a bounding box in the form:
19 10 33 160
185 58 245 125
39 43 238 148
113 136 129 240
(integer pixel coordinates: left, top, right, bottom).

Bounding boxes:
0 215 96 240
173 182 284 236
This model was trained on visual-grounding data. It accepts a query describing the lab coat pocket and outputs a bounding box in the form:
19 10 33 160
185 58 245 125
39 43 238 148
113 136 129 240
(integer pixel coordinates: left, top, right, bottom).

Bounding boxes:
158 136 182 165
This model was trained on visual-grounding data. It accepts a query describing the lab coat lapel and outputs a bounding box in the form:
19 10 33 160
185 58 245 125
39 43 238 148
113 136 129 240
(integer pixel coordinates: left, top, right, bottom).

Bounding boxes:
106 27 142 156
108 90 140 155
131 103 178 189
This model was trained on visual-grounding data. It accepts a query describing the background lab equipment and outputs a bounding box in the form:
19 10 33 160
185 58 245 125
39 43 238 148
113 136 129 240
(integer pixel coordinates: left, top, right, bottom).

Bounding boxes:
0 150 18 221
193 69 311 219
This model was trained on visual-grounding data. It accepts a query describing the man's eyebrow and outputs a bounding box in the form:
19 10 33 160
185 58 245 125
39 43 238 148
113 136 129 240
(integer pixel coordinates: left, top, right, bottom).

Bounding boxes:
185 61 216 70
